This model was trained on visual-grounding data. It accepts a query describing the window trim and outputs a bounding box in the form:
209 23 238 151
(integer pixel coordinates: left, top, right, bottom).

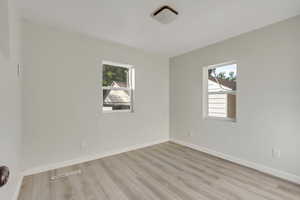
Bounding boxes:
203 61 237 122
101 60 135 113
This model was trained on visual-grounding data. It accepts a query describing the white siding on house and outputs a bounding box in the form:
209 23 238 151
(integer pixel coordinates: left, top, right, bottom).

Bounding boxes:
208 93 227 118
208 79 232 92
207 80 233 118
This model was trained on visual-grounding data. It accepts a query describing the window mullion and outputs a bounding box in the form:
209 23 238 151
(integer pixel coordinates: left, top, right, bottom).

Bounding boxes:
208 91 236 95
102 87 131 91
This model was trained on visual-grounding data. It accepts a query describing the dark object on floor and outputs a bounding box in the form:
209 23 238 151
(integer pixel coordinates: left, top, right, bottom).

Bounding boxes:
0 166 9 187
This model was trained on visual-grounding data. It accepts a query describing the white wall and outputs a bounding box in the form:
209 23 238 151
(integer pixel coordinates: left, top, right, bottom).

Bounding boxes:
0 0 22 199
170 15 300 177
22 20 169 170
0 0 10 58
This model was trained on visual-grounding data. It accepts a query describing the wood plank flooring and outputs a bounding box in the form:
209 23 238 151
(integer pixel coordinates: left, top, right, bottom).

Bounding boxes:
18 142 300 200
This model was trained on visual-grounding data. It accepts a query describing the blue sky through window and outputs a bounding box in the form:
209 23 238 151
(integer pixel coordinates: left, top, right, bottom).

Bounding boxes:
214 64 237 78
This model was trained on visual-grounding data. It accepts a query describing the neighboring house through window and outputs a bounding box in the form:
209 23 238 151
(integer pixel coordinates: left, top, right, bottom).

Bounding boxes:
203 62 237 121
102 61 134 112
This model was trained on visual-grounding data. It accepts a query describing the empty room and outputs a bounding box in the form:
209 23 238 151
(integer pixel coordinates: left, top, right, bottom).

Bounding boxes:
1 0 300 199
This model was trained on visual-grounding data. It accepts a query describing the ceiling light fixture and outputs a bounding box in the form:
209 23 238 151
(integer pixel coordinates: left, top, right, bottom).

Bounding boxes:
151 5 178 24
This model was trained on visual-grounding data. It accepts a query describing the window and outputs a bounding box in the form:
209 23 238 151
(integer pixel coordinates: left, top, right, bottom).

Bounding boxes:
203 62 237 121
102 61 134 112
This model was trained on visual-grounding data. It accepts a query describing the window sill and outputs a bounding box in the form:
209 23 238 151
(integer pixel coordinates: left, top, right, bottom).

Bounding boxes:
204 117 236 122
102 110 134 114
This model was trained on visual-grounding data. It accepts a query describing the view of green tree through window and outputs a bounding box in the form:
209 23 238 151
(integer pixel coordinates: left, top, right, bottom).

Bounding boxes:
102 62 134 112
206 63 237 120
102 64 129 87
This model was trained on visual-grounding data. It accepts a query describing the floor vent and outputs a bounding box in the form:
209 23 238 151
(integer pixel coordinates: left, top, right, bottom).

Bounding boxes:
50 169 82 181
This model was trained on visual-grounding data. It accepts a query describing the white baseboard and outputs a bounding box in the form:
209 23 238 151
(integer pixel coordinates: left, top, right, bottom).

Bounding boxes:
171 139 300 185
22 139 168 176
12 175 23 200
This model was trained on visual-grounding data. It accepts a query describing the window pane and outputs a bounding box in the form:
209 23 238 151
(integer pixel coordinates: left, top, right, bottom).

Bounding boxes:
208 93 236 119
103 64 129 88
103 89 131 111
208 64 237 92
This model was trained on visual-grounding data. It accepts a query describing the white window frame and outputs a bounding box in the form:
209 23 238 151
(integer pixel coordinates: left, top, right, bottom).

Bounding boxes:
102 60 135 113
203 61 237 122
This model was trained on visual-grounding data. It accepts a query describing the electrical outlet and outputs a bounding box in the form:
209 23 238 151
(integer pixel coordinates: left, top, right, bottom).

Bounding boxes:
187 131 193 137
272 149 281 158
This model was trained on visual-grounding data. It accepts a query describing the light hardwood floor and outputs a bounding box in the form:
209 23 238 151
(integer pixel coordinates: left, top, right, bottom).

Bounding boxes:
18 142 300 200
